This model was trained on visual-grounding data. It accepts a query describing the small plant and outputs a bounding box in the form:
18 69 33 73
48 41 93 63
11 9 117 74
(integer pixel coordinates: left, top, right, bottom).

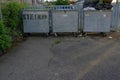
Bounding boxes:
54 39 61 44
52 39 61 47
117 29 120 32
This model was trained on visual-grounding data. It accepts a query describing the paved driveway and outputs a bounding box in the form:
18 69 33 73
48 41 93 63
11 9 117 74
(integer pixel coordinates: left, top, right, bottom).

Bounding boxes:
0 37 120 80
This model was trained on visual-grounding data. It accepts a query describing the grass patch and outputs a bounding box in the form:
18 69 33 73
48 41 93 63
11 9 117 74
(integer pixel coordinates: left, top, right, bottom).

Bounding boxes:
52 39 61 47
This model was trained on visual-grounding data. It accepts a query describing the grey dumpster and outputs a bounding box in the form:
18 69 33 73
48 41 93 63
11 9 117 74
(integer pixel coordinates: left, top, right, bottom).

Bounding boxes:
22 10 49 33
84 10 112 32
52 10 79 33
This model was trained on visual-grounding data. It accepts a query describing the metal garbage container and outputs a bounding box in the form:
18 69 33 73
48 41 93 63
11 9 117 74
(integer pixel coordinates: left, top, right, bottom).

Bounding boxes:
22 9 49 34
52 10 79 33
84 10 112 32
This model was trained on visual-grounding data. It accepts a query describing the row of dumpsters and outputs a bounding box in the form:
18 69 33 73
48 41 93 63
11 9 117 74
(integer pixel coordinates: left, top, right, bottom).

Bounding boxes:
22 4 120 36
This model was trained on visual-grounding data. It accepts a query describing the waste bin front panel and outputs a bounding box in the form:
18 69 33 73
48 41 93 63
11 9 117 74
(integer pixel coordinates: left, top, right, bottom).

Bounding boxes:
84 11 111 32
52 10 78 32
23 10 49 33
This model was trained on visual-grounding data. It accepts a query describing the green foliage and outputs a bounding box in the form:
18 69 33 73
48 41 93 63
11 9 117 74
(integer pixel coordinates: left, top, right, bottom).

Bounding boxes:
2 2 26 38
55 0 70 5
54 39 61 44
0 2 27 51
0 21 12 51
44 1 56 6
2 2 21 30
52 39 61 47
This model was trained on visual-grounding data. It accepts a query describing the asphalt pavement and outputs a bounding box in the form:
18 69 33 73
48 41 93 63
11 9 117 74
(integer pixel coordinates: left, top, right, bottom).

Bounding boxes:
0 37 120 80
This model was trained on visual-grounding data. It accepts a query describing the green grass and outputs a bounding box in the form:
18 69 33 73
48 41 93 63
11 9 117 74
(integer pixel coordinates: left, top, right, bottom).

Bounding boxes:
52 39 61 47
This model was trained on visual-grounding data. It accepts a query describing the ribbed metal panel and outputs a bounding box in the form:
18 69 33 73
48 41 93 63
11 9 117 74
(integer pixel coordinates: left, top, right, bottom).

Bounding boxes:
23 10 49 33
22 5 78 33
84 11 111 32
52 10 79 33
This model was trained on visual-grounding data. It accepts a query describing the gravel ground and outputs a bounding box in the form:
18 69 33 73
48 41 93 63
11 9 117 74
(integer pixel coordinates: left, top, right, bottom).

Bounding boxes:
0 36 120 80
